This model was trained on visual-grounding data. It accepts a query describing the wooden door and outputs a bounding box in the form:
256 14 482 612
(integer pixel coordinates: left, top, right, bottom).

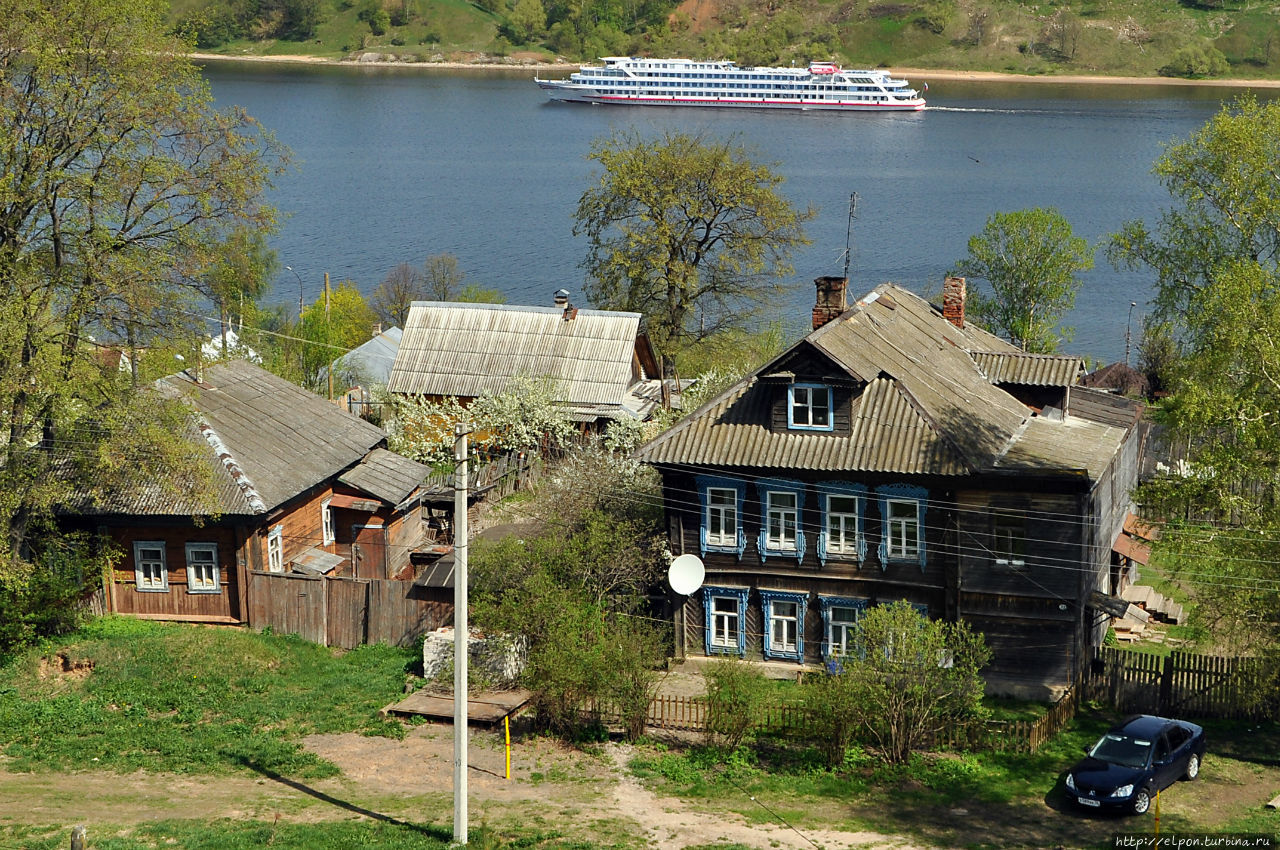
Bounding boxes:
351 523 387 579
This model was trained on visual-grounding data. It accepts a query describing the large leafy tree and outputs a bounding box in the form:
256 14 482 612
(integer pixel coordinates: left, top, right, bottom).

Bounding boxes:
0 0 281 648
574 131 813 352
1110 96 1280 687
951 207 1094 353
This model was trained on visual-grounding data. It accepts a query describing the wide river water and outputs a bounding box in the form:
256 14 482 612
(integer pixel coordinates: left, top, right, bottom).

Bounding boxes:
202 62 1275 363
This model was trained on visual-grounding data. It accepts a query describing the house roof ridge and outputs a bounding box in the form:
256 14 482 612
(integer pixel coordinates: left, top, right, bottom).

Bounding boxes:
195 417 267 513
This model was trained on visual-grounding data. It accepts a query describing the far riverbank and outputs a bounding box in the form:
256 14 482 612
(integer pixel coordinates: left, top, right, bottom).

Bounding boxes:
191 51 1280 89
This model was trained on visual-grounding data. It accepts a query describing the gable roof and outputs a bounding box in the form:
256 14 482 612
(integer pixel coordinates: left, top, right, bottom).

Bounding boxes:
332 326 402 387
387 302 646 419
81 360 393 517
638 284 1127 481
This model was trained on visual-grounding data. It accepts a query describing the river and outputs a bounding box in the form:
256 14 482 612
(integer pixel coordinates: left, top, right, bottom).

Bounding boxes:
202 62 1274 363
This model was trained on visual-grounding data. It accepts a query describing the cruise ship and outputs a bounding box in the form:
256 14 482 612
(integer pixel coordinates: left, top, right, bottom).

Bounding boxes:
534 57 926 111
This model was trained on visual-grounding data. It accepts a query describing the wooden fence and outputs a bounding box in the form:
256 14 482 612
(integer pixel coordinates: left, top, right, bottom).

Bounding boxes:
246 571 449 649
1089 646 1271 720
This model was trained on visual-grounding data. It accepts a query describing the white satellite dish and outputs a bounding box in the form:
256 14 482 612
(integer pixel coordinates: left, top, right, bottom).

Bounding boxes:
667 554 705 596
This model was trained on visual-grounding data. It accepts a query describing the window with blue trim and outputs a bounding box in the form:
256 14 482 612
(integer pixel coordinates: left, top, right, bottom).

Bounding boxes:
875 484 928 570
787 383 833 431
760 589 808 661
696 476 746 558
755 479 806 563
703 585 749 656
818 595 868 659
816 483 867 565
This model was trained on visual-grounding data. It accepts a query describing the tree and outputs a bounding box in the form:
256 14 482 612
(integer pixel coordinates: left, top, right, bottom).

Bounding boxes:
371 262 423 327
951 207 1093 353
290 282 378 392
0 0 280 653
574 131 813 352
821 602 990 764
508 0 547 43
1109 97 1280 676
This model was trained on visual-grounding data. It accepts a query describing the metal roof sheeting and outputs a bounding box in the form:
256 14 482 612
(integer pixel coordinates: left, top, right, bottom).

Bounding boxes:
972 351 1082 386
638 284 1127 480
388 302 643 417
337 447 431 506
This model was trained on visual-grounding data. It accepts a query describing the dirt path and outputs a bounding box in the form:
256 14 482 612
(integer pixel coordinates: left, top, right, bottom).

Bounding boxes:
0 728 924 849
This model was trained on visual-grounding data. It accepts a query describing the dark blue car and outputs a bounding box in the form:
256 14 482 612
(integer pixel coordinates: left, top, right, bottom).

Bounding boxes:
1064 715 1206 814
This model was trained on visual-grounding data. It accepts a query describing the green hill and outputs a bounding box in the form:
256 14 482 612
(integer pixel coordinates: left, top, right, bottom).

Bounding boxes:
172 0 1280 80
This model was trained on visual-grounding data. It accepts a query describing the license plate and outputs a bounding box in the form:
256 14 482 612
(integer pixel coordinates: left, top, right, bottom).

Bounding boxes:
1079 798 1101 808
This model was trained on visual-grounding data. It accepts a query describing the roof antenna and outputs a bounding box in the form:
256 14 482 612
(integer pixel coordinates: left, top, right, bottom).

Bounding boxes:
841 192 858 282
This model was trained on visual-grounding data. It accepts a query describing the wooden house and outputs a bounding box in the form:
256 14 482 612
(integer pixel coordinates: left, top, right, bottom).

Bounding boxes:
386 294 667 425
637 277 1148 699
66 360 434 624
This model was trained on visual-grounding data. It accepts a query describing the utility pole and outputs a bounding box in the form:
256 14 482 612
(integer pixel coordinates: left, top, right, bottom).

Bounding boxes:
453 423 472 846
1125 301 1137 367
325 272 333 401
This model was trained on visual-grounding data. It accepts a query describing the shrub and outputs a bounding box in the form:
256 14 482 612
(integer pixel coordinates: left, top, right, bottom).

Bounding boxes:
1160 45 1229 78
703 659 771 749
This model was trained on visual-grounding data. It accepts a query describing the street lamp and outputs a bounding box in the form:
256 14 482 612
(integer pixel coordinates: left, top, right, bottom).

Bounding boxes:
1125 301 1137 367
285 265 304 320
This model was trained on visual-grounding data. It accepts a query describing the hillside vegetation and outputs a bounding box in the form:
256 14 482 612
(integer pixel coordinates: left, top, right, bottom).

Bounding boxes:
175 0 1280 79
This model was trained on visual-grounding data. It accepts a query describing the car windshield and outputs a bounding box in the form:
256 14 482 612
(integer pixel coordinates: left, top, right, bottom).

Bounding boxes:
1089 733 1152 768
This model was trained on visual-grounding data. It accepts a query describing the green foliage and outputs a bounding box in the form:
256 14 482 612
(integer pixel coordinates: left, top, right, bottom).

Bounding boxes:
387 375 575 465
952 207 1094 352
0 536 103 662
0 619 417 775
1112 96 1280 671
1160 43 1229 77
0 0 280 651
820 601 991 764
574 131 813 352
507 0 547 42
702 660 772 749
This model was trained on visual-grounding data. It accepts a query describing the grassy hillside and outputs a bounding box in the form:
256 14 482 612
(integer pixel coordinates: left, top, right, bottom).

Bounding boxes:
173 0 1280 79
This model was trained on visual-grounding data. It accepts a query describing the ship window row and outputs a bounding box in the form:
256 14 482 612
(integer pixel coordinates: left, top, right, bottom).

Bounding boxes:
592 80 890 93
597 90 895 101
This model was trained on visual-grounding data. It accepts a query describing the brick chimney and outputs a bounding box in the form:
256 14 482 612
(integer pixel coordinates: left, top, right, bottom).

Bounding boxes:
943 276 966 329
812 276 848 330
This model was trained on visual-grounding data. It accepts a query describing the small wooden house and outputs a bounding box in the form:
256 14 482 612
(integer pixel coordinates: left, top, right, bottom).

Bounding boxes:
386 295 666 425
66 360 434 624
637 277 1148 699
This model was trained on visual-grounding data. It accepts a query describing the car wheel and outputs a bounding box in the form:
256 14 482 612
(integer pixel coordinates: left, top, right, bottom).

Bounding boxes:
1132 787 1152 815
1185 753 1200 780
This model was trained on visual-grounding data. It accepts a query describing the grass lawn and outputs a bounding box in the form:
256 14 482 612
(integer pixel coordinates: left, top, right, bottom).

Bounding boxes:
0 617 416 778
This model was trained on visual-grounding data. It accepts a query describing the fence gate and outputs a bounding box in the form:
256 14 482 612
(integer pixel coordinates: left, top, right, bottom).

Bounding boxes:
247 571 327 645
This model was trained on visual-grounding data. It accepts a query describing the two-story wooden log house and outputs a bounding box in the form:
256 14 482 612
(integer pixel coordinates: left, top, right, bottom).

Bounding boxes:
637 277 1147 698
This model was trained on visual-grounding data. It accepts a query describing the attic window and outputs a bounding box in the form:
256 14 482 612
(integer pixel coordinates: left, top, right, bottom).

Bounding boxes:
788 384 833 431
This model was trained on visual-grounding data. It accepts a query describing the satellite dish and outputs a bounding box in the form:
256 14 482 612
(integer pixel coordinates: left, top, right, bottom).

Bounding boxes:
667 554 705 596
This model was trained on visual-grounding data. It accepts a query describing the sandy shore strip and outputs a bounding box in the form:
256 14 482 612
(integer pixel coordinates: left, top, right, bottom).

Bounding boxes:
190 52 1280 87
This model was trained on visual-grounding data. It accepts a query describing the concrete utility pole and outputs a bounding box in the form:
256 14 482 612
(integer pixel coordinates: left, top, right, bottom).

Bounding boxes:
453 423 472 846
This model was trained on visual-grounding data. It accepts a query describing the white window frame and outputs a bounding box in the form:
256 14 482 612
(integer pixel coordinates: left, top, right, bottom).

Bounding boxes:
267 525 284 573
765 490 798 551
825 494 860 555
705 487 738 549
133 541 168 592
788 383 833 431
886 498 921 560
322 498 335 545
710 595 740 649
769 599 799 653
184 542 221 594
827 605 859 657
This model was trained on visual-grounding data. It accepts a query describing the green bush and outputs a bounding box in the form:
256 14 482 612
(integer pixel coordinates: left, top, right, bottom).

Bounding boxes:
1159 44 1229 78
702 659 771 749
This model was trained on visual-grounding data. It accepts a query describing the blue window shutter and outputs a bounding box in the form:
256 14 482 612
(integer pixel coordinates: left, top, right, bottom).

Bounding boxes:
757 528 768 562
703 588 714 656
817 530 828 566
737 527 746 560
796 530 806 564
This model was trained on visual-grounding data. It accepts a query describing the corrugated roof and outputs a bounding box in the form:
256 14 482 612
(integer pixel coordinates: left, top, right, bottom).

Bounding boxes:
79 361 389 517
338 447 431 505
638 284 1127 480
388 302 643 417
332 326 402 386
971 351 1082 386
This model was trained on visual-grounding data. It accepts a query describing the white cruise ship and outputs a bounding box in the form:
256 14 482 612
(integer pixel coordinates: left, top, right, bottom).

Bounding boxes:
535 57 926 111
